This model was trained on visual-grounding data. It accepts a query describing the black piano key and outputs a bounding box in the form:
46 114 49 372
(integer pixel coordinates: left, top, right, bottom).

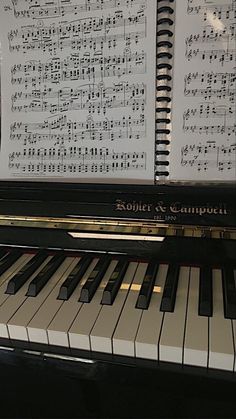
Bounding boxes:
101 258 129 305
160 264 179 312
58 255 93 300
79 256 111 303
0 249 23 276
198 266 213 317
5 250 48 295
222 267 236 319
26 252 66 297
135 260 159 309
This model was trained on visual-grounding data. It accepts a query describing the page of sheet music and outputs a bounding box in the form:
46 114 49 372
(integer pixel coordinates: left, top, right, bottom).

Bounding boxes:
169 0 235 181
0 0 157 183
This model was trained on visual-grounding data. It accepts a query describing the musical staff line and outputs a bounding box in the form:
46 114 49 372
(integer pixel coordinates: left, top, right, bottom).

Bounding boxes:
11 51 146 87
181 141 236 172
11 0 147 19
10 115 146 145
185 25 235 46
184 71 235 102
185 23 235 66
8 147 147 174
183 103 234 118
187 0 236 21
186 48 235 65
11 82 146 114
8 11 146 55
183 103 235 137
0 0 156 180
183 123 235 136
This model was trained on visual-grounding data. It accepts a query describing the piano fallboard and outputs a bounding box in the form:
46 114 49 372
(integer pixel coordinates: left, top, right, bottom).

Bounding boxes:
0 181 235 227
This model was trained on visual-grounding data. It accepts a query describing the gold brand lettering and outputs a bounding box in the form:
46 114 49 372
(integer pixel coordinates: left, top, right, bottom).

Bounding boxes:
115 200 152 213
154 201 167 213
115 200 127 211
169 202 228 216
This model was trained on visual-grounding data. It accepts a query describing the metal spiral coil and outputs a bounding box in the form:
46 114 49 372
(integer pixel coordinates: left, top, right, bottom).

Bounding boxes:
155 0 175 180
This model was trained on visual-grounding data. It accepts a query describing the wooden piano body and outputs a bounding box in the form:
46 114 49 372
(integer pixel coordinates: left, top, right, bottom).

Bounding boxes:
0 181 235 418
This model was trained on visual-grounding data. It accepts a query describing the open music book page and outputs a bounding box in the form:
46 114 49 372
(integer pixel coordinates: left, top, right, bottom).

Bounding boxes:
168 0 235 181
0 0 157 183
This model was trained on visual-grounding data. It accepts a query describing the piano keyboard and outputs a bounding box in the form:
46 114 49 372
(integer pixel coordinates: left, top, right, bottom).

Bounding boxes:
0 248 235 373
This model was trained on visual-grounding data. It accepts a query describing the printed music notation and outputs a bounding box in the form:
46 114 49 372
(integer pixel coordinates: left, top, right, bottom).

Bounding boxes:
11 82 146 114
8 148 147 174
185 25 235 66
158 0 236 180
10 115 146 145
11 50 146 86
181 141 236 172
184 71 235 102
176 1 236 178
9 0 147 19
187 0 236 21
8 11 146 55
183 103 235 137
1 0 156 179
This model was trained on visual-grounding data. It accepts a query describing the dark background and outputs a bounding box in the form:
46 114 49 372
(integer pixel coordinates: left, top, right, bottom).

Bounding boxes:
0 350 236 419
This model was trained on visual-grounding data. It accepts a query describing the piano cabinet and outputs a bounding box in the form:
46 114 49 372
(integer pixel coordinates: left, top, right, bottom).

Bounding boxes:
0 346 236 418
0 182 235 418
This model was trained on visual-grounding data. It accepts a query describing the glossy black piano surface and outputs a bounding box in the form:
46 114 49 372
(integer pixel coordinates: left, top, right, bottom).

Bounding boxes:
0 181 235 226
1 347 236 419
0 181 236 418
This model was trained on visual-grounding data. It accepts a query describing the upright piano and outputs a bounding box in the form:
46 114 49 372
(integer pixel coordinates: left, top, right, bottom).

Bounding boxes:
0 181 235 418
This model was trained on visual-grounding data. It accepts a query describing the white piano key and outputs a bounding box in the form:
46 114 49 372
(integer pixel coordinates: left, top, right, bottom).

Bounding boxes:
69 260 117 351
135 264 168 360
22 257 78 343
112 263 148 357
0 254 45 338
209 269 234 371
90 262 138 354
159 266 190 364
8 257 79 343
47 258 99 348
183 267 208 367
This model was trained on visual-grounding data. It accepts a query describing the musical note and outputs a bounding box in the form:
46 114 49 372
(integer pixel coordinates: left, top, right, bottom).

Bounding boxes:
184 71 236 102
0 0 156 181
187 0 236 22
181 141 236 172
8 147 147 174
11 82 146 114
185 24 235 66
183 103 235 137
186 48 235 66
8 11 146 56
10 115 146 145
11 50 147 87
185 26 235 48
11 0 147 19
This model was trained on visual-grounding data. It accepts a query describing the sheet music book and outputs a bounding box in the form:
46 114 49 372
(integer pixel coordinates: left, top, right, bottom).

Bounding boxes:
0 0 235 184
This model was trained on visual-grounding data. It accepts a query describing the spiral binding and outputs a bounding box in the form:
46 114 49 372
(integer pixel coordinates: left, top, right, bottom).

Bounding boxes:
155 0 175 181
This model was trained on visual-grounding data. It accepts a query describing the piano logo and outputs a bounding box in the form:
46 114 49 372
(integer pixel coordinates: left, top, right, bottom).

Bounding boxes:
115 200 228 216
115 200 152 213
169 202 228 216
